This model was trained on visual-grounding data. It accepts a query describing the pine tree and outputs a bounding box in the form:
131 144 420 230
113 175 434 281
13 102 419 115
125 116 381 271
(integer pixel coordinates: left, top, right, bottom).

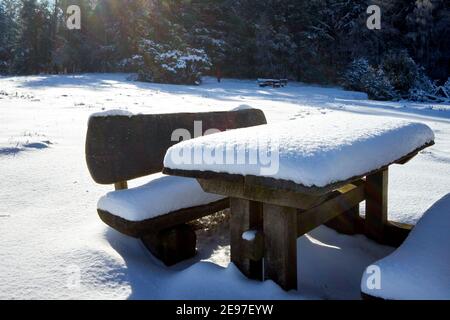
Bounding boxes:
13 0 52 74
0 0 448 94
0 2 9 72
0 0 20 73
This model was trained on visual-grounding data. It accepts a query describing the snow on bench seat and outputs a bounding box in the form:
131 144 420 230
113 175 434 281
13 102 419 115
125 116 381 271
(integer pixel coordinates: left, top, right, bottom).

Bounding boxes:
164 112 434 188
361 194 450 300
97 173 225 222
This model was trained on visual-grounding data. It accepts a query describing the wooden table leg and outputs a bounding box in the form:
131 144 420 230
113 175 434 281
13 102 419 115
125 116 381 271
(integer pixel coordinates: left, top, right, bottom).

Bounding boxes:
325 205 362 235
230 198 263 280
365 168 388 242
263 203 298 291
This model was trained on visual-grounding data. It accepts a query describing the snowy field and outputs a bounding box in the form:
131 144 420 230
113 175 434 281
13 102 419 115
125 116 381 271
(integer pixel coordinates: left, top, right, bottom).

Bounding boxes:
0 73 449 299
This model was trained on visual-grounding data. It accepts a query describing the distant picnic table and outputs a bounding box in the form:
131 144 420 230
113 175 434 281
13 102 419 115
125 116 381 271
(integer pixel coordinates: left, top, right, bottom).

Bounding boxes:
163 113 434 290
257 78 288 88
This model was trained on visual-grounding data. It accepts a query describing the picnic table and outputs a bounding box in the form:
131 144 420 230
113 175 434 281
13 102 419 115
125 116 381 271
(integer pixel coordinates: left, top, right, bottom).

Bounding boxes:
257 78 288 88
163 113 435 290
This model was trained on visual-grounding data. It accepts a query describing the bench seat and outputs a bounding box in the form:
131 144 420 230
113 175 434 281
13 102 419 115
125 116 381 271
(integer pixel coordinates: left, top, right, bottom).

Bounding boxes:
98 173 226 222
361 193 450 300
97 174 227 237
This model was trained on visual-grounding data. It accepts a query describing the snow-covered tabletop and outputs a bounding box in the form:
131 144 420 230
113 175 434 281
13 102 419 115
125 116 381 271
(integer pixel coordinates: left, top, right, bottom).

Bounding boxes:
164 113 434 190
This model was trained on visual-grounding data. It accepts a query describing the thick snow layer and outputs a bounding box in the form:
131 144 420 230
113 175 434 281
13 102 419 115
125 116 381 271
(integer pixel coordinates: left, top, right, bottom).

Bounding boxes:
90 109 134 118
0 74 449 299
361 193 450 300
98 173 225 221
164 113 434 187
242 230 257 241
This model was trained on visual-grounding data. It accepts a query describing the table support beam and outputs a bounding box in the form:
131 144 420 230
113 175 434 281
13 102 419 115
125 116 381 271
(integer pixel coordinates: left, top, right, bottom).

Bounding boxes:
298 180 365 236
229 198 263 280
263 204 298 291
326 206 362 235
365 169 388 242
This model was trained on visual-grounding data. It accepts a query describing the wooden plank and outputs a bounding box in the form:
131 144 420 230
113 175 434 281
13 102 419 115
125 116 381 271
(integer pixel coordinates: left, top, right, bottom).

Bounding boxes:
324 181 364 235
141 224 197 266
383 221 413 247
97 198 229 238
230 198 263 280
164 141 434 196
198 178 326 210
243 182 326 210
395 153 417 165
241 231 265 261
198 177 244 197
263 204 298 291
325 206 362 235
297 181 365 236
365 169 388 242
114 181 128 190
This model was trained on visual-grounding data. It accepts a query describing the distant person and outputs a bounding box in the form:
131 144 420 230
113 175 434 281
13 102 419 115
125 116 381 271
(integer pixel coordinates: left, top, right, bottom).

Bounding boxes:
216 67 222 83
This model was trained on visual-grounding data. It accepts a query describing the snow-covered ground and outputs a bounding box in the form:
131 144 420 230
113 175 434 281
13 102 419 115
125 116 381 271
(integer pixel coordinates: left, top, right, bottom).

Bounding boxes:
0 74 449 299
362 193 450 300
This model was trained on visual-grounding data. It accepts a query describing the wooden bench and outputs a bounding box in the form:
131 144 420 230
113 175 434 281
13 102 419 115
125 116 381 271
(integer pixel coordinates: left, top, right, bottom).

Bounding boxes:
361 193 450 300
85 109 267 265
163 114 435 290
257 79 288 88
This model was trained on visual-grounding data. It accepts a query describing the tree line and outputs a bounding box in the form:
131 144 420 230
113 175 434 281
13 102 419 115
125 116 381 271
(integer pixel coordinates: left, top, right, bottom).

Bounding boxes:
0 0 449 99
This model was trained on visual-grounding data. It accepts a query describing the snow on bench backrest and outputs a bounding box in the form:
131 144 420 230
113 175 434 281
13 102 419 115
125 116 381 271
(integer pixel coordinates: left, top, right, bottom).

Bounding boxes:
86 109 267 185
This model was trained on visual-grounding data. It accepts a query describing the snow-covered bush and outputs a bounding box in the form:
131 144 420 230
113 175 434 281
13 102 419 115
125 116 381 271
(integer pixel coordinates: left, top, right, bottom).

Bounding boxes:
342 58 397 101
381 50 419 95
118 55 144 72
408 71 438 102
444 78 450 94
363 68 397 101
408 88 433 102
138 40 211 85
341 58 371 91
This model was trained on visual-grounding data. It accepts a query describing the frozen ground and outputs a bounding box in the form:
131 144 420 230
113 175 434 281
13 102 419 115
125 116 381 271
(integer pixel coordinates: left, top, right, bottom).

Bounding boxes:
0 74 449 299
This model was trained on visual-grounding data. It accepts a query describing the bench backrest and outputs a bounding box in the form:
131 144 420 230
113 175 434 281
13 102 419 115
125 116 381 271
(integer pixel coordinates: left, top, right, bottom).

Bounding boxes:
86 109 267 185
